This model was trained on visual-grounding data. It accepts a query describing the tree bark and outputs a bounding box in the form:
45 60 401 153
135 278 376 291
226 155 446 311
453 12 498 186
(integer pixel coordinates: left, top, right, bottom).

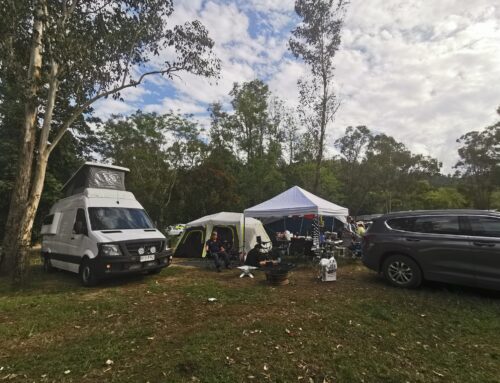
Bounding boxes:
13 154 50 284
0 0 45 277
12 62 59 284
313 72 328 193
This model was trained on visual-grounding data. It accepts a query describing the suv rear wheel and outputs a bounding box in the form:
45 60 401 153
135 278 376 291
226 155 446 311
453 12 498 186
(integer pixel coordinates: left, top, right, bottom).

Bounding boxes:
382 254 422 288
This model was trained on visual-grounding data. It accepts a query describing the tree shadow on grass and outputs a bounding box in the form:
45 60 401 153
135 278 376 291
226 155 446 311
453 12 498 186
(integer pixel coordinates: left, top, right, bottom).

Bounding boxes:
356 267 500 300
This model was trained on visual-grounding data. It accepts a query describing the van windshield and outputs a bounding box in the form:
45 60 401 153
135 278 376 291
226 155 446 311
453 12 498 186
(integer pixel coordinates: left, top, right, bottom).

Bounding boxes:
88 208 154 231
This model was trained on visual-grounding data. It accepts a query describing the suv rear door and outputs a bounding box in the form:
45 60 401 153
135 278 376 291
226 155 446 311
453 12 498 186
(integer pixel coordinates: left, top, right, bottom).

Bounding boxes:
405 215 476 286
465 215 500 290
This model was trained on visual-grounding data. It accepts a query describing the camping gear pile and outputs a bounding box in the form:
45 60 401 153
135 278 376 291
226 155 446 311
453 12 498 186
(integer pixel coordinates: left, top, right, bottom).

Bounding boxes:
319 257 337 282
172 186 350 285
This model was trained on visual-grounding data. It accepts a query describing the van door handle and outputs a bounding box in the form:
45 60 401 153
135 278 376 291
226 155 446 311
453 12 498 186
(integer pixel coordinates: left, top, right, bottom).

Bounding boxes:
406 238 420 242
473 242 494 247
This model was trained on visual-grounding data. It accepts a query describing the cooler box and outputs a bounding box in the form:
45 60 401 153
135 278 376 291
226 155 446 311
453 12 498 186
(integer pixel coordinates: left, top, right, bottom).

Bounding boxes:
319 257 337 282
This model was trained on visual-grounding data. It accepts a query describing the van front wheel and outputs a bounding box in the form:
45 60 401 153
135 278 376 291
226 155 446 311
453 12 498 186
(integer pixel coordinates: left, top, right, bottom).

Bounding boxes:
80 259 98 287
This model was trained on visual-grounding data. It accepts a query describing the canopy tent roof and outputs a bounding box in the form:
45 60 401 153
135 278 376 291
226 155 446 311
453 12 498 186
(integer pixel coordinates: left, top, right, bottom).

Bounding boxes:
244 186 349 222
186 212 260 228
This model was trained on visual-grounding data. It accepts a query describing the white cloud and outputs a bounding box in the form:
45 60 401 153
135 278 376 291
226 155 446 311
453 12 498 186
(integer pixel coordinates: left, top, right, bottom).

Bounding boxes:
119 86 149 102
91 0 500 174
333 0 500 172
268 59 306 106
93 98 136 119
143 96 206 115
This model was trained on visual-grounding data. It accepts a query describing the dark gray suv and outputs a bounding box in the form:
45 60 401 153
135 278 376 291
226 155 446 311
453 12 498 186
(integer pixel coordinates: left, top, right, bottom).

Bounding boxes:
362 210 500 290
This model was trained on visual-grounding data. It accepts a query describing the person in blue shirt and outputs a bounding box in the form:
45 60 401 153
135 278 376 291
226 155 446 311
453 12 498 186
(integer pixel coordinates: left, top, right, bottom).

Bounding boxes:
206 231 231 272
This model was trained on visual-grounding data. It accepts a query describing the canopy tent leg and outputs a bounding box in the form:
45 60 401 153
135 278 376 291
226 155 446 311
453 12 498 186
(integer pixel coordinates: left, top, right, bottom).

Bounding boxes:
242 215 246 262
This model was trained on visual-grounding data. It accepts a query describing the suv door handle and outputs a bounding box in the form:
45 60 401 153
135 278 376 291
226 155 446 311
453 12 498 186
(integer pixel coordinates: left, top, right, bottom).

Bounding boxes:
406 238 420 242
473 241 495 247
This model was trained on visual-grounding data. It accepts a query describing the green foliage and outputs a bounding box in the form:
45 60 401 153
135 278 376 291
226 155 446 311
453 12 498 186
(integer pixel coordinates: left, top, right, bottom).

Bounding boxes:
0 67 98 241
97 111 206 228
0 0 220 257
334 126 444 214
491 190 500 210
455 108 500 209
421 187 468 210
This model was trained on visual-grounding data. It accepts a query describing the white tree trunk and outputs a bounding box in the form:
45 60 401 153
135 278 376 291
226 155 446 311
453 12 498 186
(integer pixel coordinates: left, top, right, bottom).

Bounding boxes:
1 0 45 279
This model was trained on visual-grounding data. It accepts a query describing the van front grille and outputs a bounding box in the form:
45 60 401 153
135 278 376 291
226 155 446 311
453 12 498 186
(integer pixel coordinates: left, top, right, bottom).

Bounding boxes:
125 241 163 255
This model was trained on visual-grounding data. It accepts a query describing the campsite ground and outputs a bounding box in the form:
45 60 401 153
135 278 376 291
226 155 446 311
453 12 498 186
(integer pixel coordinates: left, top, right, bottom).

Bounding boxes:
1 257 500 383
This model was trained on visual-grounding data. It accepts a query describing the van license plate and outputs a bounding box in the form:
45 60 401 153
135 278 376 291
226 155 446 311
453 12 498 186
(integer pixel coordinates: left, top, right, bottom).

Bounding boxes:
140 255 155 262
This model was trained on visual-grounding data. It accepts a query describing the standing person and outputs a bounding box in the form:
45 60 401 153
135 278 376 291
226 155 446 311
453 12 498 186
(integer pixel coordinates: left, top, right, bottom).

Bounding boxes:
346 216 359 236
206 231 231 272
356 222 366 236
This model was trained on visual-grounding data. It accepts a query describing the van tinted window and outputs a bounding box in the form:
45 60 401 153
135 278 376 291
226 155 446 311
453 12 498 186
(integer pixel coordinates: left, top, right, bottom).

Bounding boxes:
88 208 153 230
469 216 500 238
386 217 415 231
414 216 460 235
43 214 54 225
74 208 88 235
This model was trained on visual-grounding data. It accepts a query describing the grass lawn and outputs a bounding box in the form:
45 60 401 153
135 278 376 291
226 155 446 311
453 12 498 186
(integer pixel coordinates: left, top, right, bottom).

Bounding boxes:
1 256 500 383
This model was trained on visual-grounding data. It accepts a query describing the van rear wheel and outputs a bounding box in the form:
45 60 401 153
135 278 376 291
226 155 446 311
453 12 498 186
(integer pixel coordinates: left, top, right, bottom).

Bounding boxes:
382 254 422 289
80 259 98 287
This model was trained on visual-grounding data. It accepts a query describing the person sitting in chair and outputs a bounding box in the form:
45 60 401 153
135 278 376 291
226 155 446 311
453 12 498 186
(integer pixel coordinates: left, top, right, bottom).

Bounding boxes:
206 231 231 272
245 238 279 268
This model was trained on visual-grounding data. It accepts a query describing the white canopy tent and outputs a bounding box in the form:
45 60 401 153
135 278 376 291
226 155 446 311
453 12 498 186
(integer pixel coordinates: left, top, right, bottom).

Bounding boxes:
244 186 349 222
243 186 349 250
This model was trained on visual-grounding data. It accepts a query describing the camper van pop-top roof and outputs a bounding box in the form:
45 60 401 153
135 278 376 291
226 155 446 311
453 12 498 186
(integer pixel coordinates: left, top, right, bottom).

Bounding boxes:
61 162 130 197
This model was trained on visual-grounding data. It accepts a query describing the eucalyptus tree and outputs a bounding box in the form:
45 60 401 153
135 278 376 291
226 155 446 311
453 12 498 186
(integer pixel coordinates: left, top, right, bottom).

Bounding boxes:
0 0 220 283
334 125 374 215
289 0 347 192
365 134 441 213
98 111 206 229
229 79 272 161
455 107 500 209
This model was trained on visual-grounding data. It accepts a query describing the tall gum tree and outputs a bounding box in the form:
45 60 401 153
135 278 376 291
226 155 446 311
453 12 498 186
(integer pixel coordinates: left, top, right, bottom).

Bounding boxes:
289 0 347 193
0 0 220 284
454 106 500 209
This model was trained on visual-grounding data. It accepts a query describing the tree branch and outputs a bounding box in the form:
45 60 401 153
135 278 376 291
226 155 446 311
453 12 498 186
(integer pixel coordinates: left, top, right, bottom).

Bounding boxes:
38 61 59 155
47 64 186 154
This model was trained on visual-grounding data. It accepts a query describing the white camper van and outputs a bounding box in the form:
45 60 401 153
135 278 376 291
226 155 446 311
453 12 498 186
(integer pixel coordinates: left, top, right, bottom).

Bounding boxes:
41 162 172 286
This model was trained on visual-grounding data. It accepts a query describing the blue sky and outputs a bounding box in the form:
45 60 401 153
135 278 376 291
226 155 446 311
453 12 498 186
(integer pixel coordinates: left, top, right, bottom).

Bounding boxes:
93 0 500 173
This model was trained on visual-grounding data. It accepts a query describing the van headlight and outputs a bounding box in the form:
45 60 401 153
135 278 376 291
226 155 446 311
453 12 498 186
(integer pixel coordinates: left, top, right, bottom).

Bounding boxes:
101 244 122 256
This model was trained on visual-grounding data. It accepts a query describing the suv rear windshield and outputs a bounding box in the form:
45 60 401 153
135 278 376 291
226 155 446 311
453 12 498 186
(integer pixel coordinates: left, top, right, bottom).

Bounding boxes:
88 208 154 231
387 215 461 235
